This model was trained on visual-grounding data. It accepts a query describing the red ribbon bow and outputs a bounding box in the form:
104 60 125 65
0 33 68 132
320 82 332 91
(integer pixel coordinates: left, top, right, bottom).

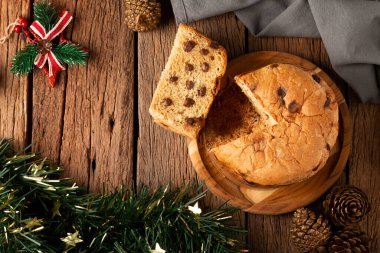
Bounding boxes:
30 10 72 77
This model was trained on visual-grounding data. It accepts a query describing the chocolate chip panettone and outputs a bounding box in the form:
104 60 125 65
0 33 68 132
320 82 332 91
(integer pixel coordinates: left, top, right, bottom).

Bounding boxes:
149 24 227 138
211 64 339 185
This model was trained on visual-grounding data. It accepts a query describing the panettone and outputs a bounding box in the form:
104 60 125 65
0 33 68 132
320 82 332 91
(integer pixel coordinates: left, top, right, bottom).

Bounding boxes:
210 63 339 185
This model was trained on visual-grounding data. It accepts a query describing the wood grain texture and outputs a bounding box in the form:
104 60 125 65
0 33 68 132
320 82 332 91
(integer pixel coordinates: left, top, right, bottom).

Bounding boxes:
191 15 247 243
0 0 31 149
137 3 193 189
348 93 380 252
63 0 135 192
136 8 247 245
136 5 245 188
31 0 135 192
32 0 71 162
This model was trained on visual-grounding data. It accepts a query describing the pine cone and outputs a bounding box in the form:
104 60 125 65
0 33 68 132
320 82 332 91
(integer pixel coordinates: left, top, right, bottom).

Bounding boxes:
290 208 332 253
323 186 370 227
125 0 161 32
329 229 370 253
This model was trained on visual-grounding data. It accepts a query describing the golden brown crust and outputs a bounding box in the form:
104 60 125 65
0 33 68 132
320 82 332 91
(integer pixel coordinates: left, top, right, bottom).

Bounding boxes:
211 63 339 185
149 24 227 139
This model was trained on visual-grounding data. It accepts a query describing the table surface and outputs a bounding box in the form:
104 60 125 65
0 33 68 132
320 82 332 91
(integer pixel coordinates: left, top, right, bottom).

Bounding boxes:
0 1 379 252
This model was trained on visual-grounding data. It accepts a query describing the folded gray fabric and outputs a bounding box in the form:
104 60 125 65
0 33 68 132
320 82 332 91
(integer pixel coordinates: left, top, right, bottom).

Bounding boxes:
171 0 380 103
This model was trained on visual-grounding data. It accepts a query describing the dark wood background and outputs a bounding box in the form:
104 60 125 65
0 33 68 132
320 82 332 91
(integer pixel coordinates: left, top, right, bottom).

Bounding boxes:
0 1 378 252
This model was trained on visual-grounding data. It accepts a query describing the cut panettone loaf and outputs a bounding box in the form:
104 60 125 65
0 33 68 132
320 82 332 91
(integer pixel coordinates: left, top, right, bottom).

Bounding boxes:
210 63 339 185
149 24 227 139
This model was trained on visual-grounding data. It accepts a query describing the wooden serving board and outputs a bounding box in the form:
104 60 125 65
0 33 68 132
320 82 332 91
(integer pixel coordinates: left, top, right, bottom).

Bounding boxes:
188 51 353 215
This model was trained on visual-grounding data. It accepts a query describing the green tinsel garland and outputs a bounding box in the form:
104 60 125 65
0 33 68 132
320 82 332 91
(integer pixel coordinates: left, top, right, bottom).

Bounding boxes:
0 139 246 252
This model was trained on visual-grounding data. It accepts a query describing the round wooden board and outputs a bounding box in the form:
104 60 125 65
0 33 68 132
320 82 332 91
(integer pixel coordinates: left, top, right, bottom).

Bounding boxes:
188 51 353 215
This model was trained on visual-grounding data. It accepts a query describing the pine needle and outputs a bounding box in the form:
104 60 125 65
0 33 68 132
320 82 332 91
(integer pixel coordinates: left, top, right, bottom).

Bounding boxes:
10 44 38 76
33 1 58 31
0 139 246 252
53 43 89 66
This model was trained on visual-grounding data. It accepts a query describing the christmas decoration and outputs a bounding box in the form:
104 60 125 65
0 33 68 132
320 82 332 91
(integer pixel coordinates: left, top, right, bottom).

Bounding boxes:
0 138 245 252
323 186 370 227
289 184 373 253
290 208 332 253
60 231 83 249
125 0 161 32
328 229 370 253
188 201 202 214
151 243 166 253
5 2 89 87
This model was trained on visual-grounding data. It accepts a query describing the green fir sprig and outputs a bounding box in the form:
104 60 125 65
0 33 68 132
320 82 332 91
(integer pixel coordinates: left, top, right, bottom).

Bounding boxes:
0 139 246 252
10 44 38 76
53 43 89 65
34 1 58 31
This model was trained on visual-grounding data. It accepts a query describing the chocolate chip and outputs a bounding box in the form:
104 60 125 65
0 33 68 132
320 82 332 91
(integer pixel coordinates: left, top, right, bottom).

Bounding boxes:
288 100 301 113
185 63 194 71
210 56 215 60
201 62 210 72
270 63 279 68
326 144 331 151
312 74 321 83
200 48 209 55
186 117 195 126
183 40 196 52
198 86 206 97
186 80 194 90
248 83 256 92
169 76 178 83
324 96 331 108
210 41 219 49
184 98 195 107
277 86 286 98
162 98 172 106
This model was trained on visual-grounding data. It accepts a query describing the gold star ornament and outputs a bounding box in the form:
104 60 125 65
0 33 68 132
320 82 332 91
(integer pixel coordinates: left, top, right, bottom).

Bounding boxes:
60 231 83 247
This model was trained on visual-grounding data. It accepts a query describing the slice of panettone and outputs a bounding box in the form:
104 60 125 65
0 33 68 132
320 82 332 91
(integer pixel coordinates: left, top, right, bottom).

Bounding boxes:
149 24 227 139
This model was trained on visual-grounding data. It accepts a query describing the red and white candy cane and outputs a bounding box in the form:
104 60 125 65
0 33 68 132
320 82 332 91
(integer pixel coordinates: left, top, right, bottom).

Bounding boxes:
29 10 72 77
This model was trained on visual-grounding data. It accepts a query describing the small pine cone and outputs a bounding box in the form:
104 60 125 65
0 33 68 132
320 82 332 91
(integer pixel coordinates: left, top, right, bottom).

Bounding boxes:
329 229 371 253
125 0 161 32
323 186 370 227
290 208 332 253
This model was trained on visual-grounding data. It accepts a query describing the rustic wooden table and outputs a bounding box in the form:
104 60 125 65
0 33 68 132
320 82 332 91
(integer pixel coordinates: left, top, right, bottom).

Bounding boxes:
0 1 379 252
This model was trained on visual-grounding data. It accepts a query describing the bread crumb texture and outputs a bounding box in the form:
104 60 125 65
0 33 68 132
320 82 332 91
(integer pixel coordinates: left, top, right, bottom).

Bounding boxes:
211 63 339 185
149 24 227 139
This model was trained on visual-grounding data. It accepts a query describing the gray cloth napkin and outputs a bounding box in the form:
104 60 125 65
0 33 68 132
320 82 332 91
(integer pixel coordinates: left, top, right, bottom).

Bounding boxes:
171 0 380 103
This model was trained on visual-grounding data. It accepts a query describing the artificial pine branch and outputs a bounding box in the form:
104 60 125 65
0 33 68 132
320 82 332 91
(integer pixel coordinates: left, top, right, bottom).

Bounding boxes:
10 44 38 76
33 1 58 31
53 43 89 65
0 139 246 253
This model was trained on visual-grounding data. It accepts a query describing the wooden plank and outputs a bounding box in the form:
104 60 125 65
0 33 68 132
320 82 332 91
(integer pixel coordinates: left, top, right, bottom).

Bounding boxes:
137 4 245 185
137 6 247 245
191 15 247 245
31 0 135 192
0 0 31 149
247 36 345 252
136 5 192 188
348 93 380 252
136 7 244 186
31 1 68 162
